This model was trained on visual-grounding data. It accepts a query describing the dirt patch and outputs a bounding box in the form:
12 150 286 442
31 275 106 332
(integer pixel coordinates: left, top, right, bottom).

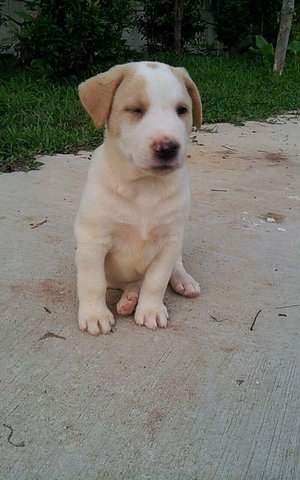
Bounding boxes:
146 410 165 436
39 279 65 304
260 212 286 223
265 152 288 165
10 279 66 305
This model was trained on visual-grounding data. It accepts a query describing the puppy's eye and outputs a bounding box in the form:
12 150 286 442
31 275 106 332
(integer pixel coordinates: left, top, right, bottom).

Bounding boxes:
126 106 144 116
133 107 143 115
177 105 188 116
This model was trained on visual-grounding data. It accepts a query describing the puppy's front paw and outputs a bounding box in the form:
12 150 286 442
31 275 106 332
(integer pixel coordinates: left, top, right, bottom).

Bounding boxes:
134 302 169 330
78 305 115 335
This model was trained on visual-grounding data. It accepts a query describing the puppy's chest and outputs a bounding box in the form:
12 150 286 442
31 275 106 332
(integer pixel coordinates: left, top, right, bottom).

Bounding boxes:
111 220 168 250
109 190 185 247
106 183 188 255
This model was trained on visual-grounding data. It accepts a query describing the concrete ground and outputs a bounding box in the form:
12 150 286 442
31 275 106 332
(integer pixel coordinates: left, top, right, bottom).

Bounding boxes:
0 115 299 480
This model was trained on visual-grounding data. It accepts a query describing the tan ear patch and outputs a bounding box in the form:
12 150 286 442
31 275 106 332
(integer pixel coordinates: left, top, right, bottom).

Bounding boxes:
108 74 149 139
78 64 134 128
171 67 202 129
146 62 159 69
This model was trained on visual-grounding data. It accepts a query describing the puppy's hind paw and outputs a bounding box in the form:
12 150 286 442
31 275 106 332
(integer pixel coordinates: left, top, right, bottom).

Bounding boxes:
117 292 139 316
171 272 201 298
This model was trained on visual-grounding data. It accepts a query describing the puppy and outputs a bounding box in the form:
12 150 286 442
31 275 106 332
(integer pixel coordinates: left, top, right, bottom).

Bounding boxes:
75 61 202 334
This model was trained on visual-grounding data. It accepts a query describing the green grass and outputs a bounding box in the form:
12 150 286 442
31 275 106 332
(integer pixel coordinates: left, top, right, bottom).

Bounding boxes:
0 61 103 172
1 54 300 172
154 53 300 124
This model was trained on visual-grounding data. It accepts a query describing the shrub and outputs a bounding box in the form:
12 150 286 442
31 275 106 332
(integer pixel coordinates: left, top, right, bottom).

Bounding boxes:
0 0 10 53
0 0 7 27
136 0 205 53
12 0 133 77
214 0 282 50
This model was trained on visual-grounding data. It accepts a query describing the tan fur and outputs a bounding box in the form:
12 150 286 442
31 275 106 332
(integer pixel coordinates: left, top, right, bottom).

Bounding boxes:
78 64 134 128
146 62 159 69
171 67 202 128
108 74 149 138
75 62 201 335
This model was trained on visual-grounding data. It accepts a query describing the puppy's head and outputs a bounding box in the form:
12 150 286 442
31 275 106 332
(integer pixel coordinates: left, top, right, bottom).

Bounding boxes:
79 62 202 175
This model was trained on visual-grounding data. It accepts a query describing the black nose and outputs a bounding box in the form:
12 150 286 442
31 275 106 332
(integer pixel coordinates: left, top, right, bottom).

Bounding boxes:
154 141 179 161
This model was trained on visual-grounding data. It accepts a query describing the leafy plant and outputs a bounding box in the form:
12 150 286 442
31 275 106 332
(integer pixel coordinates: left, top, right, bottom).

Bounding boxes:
287 39 300 56
135 0 205 53
250 35 274 59
11 0 133 77
251 34 300 65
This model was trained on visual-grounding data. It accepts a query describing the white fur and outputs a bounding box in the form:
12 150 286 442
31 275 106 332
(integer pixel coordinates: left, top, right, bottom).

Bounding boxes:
114 63 192 171
75 62 201 334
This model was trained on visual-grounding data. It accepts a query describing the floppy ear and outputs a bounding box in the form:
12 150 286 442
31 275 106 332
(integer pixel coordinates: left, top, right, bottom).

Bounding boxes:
78 64 130 128
171 67 202 129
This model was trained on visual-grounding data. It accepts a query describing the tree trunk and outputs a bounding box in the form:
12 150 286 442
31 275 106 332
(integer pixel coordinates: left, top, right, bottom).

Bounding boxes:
273 0 295 75
174 0 185 55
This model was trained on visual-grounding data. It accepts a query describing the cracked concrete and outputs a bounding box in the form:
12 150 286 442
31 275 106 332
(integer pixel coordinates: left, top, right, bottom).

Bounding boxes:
0 116 299 479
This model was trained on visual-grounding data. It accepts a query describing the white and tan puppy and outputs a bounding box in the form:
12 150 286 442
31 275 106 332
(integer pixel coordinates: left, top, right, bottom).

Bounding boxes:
75 61 202 334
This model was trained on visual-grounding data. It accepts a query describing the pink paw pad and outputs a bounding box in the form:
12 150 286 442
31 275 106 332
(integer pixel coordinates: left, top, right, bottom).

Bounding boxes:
117 293 139 316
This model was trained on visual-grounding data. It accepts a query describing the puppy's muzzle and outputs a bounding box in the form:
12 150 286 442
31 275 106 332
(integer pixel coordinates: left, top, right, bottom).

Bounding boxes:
152 140 180 172
155 140 179 161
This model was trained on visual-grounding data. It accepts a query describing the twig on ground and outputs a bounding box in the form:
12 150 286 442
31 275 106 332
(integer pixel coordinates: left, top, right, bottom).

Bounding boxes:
39 332 66 340
275 304 300 309
221 145 237 151
250 309 262 331
3 424 25 447
30 219 47 229
210 315 228 323
210 189 228 192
